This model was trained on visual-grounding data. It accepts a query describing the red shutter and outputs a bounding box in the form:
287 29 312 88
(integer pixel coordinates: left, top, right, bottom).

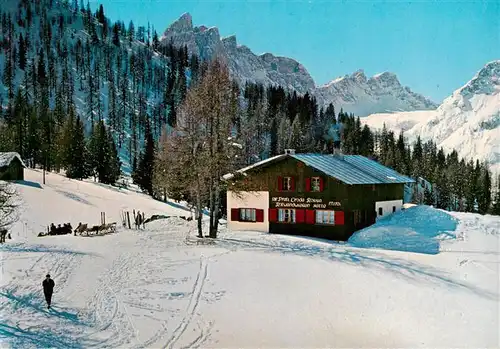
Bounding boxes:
277 176 283 191
319 177 324 192
256 209 264 222
305 177 311 192
296 209 305 223
335 211 345 225
269 208 278 222
290 177 296 191
231 208 240 221
305 210 315 224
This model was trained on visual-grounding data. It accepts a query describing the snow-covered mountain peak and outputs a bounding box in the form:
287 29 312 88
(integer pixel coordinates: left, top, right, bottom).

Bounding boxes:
222 35 237 49
370 71 401 88
164 12 193 34
316 70 437 116
352 69 367 84
459 60 500 97
160 13 436 115
362 60 500 174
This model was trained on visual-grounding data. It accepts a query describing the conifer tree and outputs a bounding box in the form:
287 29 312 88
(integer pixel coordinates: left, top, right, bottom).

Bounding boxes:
105 131 121 184
424 187 434 206
127 20 134 45
66 115 88 179
477 163 492 214
277 115 291 155
132 120 155 195
88 120 119 184
112 23 120 46
18 33 26 70
412 136 423 178
465 160 477 212
289 115 303 151
492 175 500 215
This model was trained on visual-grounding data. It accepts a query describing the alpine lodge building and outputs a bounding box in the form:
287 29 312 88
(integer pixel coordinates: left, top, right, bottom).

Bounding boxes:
225 149 415 241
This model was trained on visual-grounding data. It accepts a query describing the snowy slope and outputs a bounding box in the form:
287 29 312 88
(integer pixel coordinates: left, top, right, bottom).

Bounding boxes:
160 13 437 116
0 169 499 348
362 60 500 173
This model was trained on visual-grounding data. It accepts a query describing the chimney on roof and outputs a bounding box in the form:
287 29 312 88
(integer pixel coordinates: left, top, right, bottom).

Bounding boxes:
284 149 295 155
332 141 343 159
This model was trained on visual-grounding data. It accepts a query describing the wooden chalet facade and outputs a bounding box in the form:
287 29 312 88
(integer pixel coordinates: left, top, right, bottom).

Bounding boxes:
226 150 415 241
0 152 25 181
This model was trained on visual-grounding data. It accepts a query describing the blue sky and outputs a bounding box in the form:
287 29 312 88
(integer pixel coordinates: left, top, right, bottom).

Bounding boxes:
89 0 499 103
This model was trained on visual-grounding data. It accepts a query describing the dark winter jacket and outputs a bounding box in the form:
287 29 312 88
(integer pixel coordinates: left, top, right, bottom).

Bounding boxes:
43 279 55 294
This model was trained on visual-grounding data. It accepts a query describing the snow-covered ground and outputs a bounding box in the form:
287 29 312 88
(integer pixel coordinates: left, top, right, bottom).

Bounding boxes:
0 169 499 348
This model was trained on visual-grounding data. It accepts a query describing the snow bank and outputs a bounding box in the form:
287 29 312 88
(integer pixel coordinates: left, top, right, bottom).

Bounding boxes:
348 205 458 254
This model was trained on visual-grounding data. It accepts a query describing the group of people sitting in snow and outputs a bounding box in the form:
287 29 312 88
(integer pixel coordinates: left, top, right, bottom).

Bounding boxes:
38 223 73 237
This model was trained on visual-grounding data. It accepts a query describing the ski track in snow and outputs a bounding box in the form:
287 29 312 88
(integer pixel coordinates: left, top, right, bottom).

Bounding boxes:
0 244 88 348
0 237 220 349
163 257 208 349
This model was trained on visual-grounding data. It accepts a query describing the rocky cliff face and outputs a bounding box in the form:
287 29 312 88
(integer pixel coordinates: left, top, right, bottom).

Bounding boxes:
161 13 437 116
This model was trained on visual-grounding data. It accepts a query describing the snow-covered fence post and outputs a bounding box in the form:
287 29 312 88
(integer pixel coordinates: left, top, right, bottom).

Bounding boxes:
120 211 125 227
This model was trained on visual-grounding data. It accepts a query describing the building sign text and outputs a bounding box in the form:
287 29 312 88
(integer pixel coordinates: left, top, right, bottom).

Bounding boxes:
271 196 341 209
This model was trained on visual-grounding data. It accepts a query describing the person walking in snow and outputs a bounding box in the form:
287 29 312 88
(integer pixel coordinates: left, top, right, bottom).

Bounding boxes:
42 274 55 309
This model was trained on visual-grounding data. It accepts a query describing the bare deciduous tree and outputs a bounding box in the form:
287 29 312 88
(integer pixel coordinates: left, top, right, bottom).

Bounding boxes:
0 182 19 229
155 57 242 238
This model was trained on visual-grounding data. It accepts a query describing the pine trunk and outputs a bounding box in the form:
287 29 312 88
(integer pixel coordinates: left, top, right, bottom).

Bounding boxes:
196 180 203 238
209 182 215 238
211 182 221 239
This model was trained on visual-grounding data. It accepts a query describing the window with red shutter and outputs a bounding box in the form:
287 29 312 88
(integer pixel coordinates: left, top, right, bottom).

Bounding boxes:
334 211 345 225
276 209 296 223
311 177 321 192
280 177 294 191
305 210 315 224
269 208 278 222
239 208 258 222
256 209 264 222
295 209 305 223
319 177 324 192
315 210 336 225
305 178 311 192
231 208 240 221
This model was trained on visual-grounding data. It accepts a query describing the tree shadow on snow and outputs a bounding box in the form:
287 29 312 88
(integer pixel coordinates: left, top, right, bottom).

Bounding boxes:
0 288 88 326
218 236 499 301
0 289 102 348
0 323 96 349
54 189 94 206
0 243 99 257
14 180 43 189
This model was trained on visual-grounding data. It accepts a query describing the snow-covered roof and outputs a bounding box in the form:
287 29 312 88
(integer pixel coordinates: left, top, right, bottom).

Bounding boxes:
224 153 415 185
222 154 286 180
0 152 26 168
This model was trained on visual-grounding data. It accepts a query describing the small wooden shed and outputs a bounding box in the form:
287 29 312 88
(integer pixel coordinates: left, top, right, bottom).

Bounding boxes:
0 152 26 181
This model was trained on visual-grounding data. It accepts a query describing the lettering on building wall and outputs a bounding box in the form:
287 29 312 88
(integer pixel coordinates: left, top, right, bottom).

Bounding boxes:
272 196 341 208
